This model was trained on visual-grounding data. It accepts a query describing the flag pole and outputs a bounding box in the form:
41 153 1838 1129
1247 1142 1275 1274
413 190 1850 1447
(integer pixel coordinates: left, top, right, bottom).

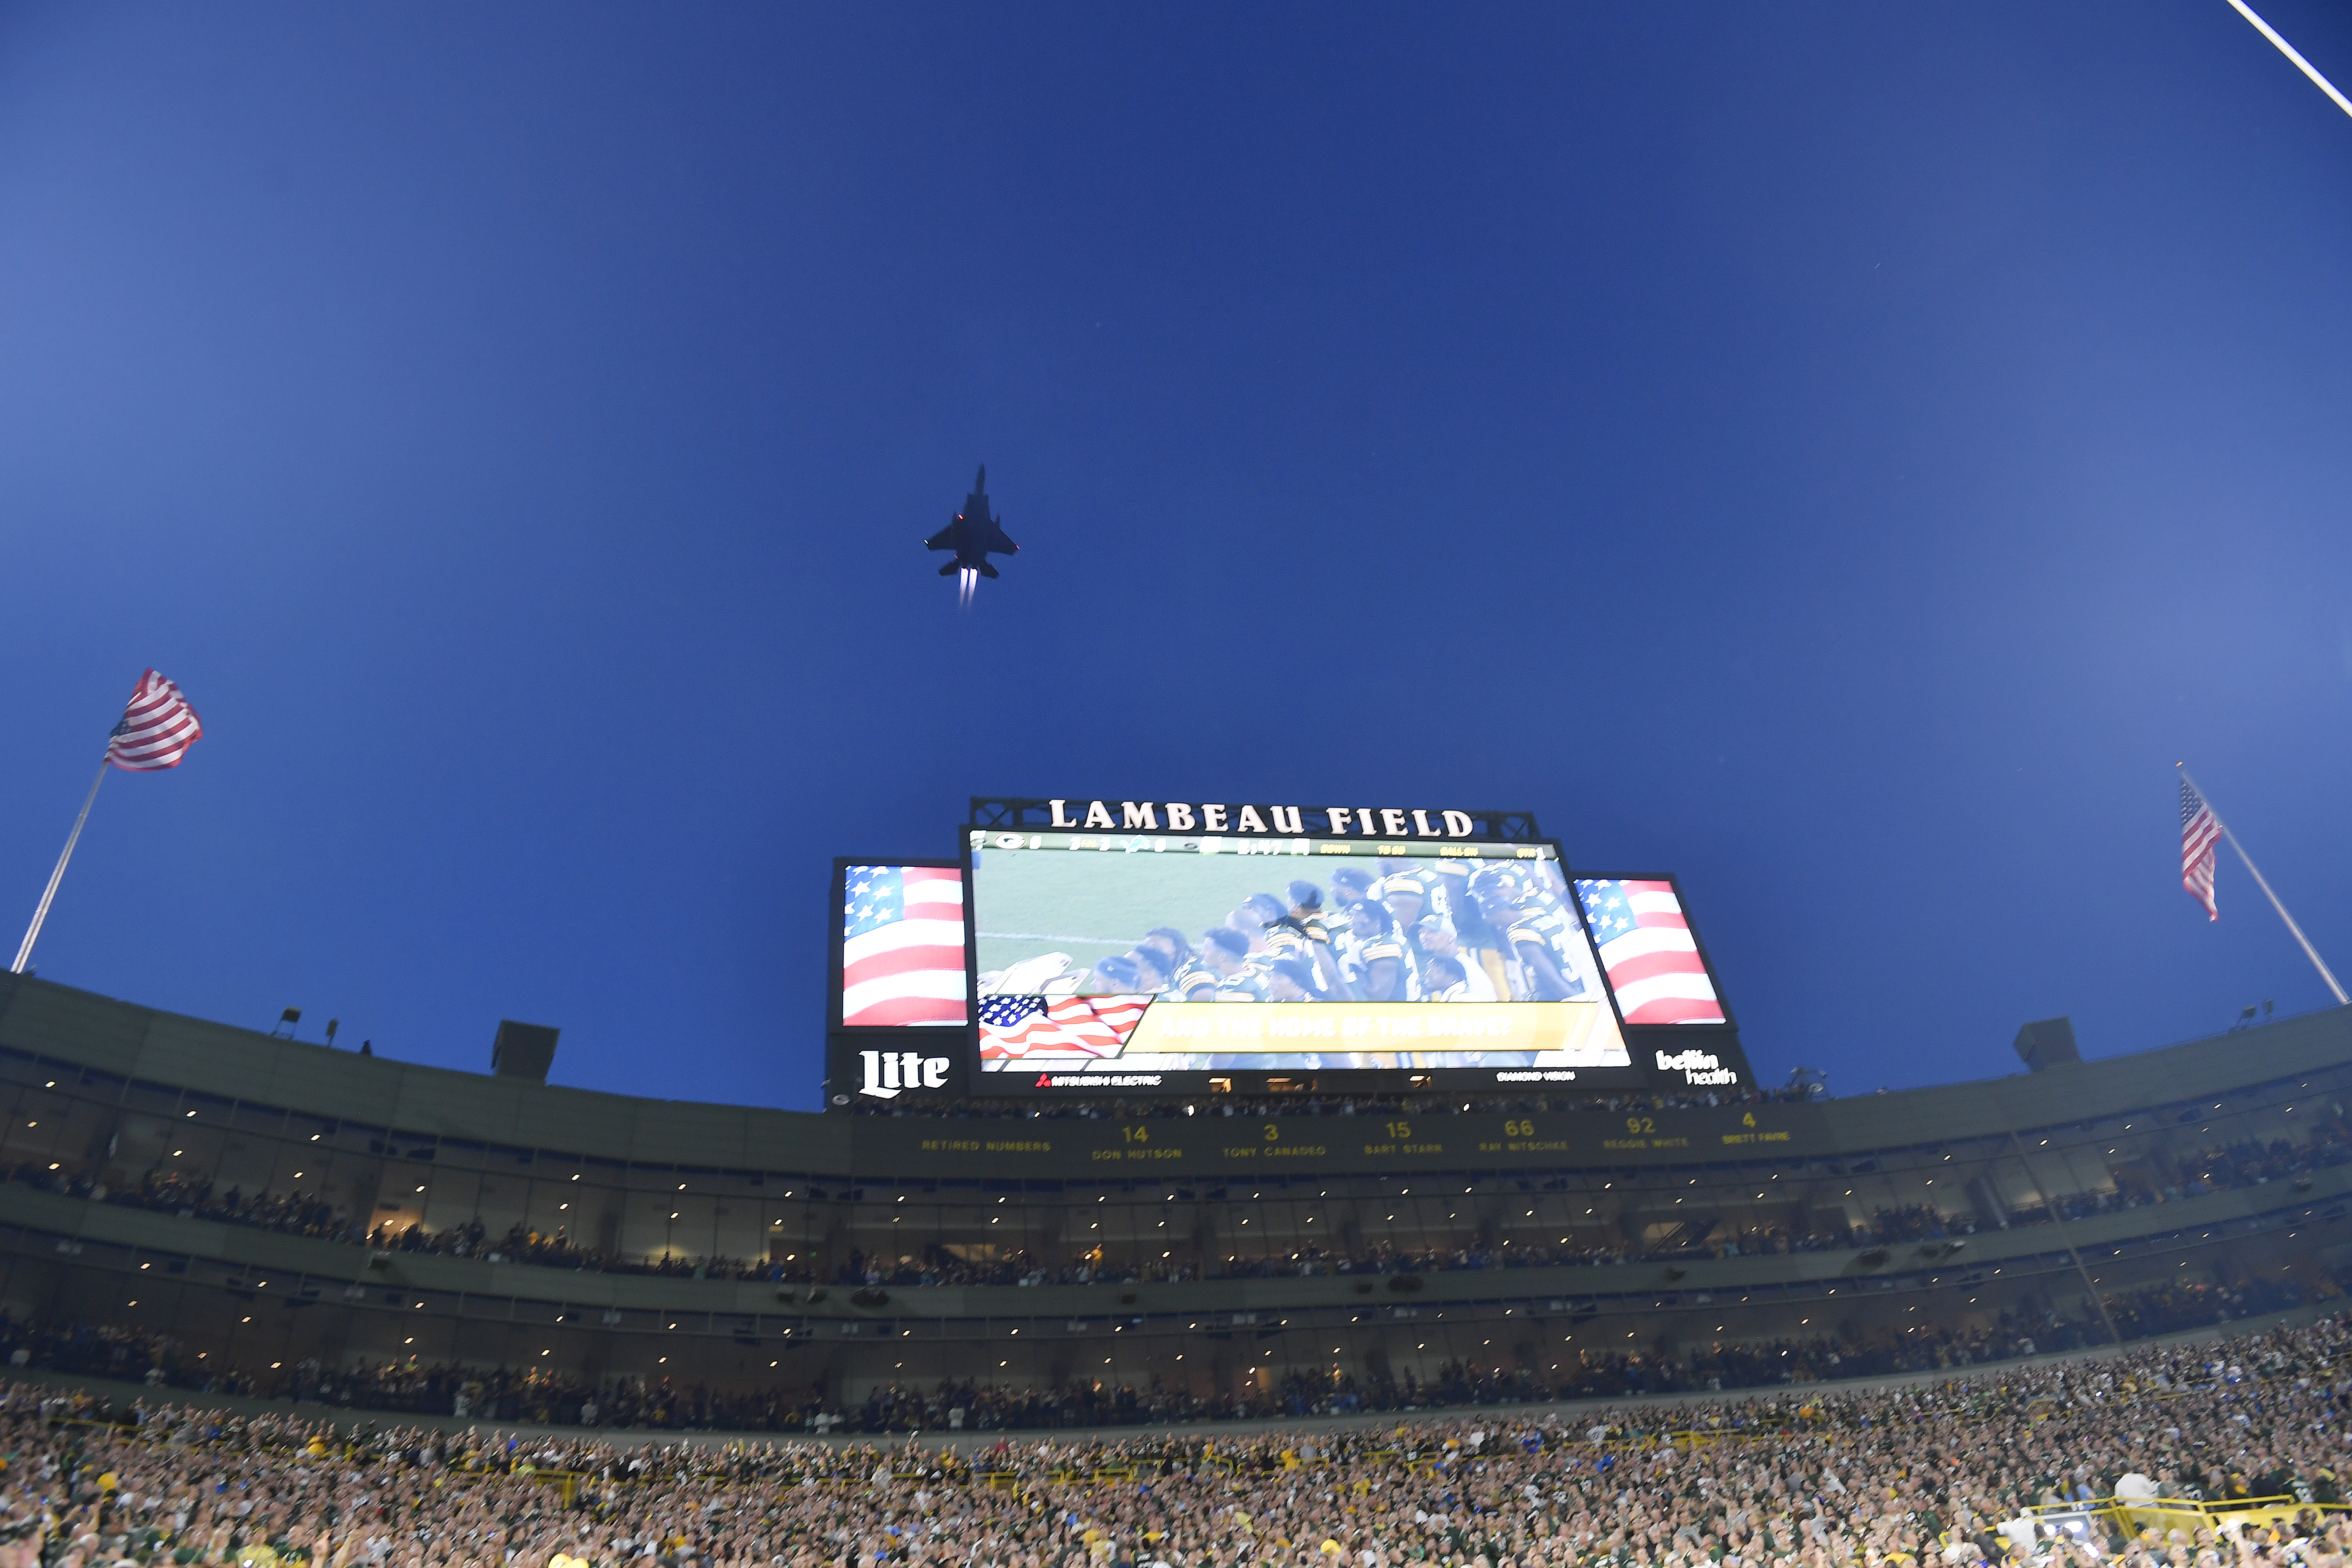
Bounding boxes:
2222 0 2352 123
2180 765 2350 1006
9 757 110 976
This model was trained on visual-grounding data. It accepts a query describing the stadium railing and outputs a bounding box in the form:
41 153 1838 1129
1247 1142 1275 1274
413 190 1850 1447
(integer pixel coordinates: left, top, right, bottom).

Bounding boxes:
2025 1495 2314 1546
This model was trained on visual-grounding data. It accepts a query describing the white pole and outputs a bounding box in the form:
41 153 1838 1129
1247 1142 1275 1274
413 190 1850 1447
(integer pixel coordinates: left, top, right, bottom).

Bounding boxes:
10 758 110 975
2223 0 2352 123
2181 765 2350 1006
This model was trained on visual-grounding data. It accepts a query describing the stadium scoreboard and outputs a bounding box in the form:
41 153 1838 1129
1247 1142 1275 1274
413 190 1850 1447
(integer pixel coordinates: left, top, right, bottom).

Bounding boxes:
825 798 1752 1109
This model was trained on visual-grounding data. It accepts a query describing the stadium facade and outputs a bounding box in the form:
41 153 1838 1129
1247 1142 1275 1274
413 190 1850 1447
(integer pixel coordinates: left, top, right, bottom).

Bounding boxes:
1 969 2349 1429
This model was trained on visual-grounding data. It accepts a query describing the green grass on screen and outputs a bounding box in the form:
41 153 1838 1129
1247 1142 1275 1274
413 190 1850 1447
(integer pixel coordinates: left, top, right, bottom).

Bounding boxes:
974 851 1332 975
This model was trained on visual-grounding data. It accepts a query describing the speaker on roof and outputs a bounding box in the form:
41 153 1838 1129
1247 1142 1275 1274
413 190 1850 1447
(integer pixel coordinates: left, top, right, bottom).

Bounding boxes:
491 1020 560 1083
2014 1016 2080 1073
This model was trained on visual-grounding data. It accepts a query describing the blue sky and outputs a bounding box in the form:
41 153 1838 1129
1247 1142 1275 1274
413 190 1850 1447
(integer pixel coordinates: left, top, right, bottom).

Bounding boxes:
2 3 2348 1109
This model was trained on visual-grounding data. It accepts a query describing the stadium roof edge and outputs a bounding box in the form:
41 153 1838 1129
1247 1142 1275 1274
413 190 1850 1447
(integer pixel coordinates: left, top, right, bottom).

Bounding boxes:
0 971 2347 1176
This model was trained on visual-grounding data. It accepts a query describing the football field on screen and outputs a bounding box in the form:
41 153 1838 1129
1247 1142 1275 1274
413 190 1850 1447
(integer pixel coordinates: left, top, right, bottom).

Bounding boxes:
973 850 1368 976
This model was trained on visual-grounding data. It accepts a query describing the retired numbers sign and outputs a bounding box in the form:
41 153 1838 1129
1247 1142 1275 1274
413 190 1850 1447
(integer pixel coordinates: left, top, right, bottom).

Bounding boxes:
846 1105 1813 1179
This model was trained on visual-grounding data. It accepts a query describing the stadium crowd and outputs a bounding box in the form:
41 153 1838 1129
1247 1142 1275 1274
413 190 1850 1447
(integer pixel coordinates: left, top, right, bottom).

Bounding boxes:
4 1298 2352 1568
358 1221 816 1286
0 1124 2338 1297
847 1124 2352 1286
0 1272 2320 1435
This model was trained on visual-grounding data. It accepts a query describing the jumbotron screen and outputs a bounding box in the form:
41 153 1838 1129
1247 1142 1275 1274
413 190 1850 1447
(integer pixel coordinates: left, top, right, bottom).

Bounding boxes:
966 830 1635 1093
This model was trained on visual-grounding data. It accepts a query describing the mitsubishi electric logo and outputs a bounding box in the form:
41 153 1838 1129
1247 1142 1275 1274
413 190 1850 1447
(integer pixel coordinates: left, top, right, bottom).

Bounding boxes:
1655 1048 1740 1087
858 1050 950 1100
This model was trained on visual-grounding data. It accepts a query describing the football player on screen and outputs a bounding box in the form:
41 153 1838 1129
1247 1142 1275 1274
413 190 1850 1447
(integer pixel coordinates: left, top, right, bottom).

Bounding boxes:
1285 881 1353 999
1469 865 1585 1001
1126 945 1176 996
1265 958 1319 1001
1377 869 1448 996
1415 917 1500 1001
1342 898 1420 1001
1326 867 1375 988
1425 954 1473 1001
1194 928 1266 1001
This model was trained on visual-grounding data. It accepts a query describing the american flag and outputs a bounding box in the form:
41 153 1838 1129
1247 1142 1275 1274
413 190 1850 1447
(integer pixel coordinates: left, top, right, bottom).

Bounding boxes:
106 670 203 771
1573 878 1727 1026
977 994 1151 1062
2182 776 2221 922
841 866 969 1027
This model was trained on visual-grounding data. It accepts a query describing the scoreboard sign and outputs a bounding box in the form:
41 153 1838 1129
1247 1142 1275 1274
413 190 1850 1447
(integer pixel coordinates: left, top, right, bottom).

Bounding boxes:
841 1102 1812 1178
822 801 1755 1108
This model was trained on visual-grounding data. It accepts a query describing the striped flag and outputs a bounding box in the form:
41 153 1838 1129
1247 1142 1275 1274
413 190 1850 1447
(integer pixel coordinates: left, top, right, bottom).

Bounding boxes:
1572 878 1727 1025
977 994 1150 1062
2182 777 2221 921
106 670 203 771
841 866 969 1026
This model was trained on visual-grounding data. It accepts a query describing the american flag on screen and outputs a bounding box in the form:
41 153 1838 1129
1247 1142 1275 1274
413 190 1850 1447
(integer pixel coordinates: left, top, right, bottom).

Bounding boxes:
2182 776 2221 922
841 866 969 1026
1573 878 1728 1026
106 670 203 771
977 994 1150 1063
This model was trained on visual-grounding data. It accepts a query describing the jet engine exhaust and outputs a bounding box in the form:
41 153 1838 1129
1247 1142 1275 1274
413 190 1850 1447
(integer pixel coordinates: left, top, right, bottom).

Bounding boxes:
957 566 978 608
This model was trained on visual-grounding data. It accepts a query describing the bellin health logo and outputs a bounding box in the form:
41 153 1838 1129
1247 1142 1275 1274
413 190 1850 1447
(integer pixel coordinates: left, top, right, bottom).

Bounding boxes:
858 1050 950 1100
1656 1048 1738 1086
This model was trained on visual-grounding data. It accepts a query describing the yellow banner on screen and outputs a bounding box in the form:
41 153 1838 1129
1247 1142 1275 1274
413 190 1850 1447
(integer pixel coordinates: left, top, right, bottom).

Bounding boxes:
1119 1000 1627 1064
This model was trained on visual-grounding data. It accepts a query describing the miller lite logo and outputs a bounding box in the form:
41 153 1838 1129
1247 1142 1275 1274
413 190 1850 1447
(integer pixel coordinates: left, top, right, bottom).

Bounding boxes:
858 1050 950 1100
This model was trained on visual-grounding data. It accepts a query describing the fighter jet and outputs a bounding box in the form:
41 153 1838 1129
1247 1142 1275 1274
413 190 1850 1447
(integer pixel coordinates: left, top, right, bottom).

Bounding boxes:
925 465 1018 606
